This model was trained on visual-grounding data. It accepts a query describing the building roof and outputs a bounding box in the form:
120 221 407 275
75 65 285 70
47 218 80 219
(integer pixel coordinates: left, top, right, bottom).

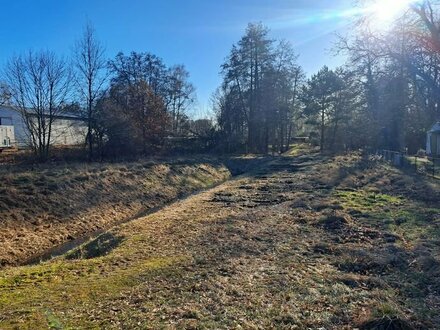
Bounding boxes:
429 122 440 133
0 105 86 121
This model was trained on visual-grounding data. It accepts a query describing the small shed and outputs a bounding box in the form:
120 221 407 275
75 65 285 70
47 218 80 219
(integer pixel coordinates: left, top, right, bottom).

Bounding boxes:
427 122 440 157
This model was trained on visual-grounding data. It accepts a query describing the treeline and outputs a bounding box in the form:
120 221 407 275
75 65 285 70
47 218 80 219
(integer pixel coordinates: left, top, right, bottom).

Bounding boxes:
213 23 304 154
1 24 199 161
3 1 440 161
214 2 440 154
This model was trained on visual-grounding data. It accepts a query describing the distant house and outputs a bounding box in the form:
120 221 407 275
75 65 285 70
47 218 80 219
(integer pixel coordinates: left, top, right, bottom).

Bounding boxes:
0 115 14 150
0 106 87 150
427 122 440 157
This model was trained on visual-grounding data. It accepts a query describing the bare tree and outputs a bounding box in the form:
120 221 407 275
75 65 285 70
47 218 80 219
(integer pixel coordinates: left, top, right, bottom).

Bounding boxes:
73 22 107 160
0 83 11 106
165 65 196 134
4 51 71 160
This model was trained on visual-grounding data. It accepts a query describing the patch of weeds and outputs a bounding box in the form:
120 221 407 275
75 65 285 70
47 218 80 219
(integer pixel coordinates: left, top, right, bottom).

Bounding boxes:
336 250 394 275
361 303 414 330
336 190 402 213
319 212 352 230
335 189 439 242
388 208 440 242
45 310 64 330
372 303 400 318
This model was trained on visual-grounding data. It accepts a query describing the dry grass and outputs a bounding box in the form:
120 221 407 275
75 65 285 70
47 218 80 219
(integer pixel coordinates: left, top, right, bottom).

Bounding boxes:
0 157 252 267
0 148 439 329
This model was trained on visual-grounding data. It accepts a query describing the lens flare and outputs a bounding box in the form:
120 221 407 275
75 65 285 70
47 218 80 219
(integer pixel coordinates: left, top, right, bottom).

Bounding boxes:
370 0 416 23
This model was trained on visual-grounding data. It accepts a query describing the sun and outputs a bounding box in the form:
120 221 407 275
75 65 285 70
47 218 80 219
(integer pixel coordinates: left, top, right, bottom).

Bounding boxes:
370 0 416 22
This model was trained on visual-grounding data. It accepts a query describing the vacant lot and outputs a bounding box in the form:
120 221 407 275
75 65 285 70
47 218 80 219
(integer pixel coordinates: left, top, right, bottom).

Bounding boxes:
0 149 439 329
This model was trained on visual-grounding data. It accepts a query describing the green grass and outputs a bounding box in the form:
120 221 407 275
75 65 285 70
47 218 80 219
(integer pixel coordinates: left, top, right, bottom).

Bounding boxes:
0 231 186 329
285 143 314 156
335 190 402 212
335 189 440 243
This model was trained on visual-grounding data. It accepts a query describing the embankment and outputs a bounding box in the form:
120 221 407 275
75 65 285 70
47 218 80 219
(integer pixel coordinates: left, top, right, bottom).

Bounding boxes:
0 156 265 267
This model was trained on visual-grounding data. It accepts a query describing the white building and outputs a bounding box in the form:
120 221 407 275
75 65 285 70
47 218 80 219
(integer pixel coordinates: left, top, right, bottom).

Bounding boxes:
0 116 14 149
427 122 440 157
0 106 87 150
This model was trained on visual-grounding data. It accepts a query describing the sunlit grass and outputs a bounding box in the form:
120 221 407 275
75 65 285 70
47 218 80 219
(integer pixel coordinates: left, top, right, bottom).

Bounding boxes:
335 189 440 243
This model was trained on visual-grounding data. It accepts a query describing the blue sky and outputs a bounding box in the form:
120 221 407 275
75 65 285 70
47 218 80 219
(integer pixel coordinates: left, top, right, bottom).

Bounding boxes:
0 0 355 117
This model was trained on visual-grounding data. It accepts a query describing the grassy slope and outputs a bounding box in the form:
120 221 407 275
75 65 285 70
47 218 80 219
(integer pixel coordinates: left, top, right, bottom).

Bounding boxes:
0 157 242 267
0 149 439 329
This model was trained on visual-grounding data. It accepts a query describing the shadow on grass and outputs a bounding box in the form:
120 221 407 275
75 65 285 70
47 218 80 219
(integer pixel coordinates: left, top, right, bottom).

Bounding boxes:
66 233 124 260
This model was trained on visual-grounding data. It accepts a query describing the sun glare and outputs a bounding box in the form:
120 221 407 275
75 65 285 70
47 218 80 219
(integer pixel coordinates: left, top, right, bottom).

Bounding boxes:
370 0 416 23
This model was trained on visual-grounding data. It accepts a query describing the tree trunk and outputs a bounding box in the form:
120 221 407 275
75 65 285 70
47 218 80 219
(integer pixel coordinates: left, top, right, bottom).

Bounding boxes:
88 78 94 161
320 108 325 152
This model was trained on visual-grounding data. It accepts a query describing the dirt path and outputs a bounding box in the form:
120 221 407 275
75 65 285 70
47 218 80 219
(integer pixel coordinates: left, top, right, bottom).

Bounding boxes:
0 151 439 329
